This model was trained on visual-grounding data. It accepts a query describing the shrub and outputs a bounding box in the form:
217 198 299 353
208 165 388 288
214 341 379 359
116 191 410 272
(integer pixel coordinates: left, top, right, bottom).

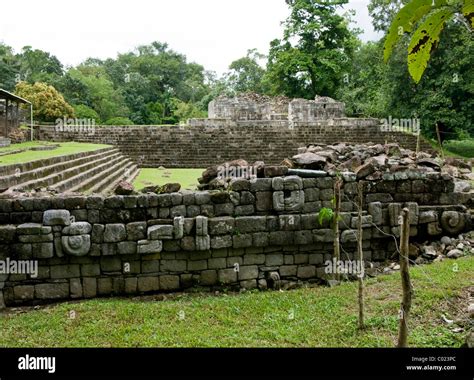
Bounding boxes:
103 117 134 126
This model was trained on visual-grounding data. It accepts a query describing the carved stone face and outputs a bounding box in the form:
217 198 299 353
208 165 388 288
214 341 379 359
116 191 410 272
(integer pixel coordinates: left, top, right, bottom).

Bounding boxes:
272 176 305 212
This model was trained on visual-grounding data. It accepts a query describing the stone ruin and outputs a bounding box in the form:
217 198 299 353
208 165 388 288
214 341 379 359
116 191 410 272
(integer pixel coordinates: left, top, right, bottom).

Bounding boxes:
0 140 473 309
207 93 346 122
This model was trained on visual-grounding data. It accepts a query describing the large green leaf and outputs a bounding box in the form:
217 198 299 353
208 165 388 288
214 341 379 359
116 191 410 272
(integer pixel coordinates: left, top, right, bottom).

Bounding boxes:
383 0 433 63
407 8 454 83
463 0 474 28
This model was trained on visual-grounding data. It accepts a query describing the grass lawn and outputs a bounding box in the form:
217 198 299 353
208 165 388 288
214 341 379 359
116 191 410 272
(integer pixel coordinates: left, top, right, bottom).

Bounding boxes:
133 168 204 191
0 141 112 166
0 256 472 348
442 139 474 159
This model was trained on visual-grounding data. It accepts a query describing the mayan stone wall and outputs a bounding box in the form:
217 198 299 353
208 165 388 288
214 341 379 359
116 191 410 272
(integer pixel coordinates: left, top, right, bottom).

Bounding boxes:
0 172 471 307
37 121 430 168
207 95 346 121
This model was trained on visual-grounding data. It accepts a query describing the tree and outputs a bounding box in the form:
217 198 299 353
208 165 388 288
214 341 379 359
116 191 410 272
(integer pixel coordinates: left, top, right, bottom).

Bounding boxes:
56 73 92 107
103 41 211 124
0 43 20 91
264 0 359 98
384 0 473 83
385 21 473 139
15 81 74 122
68 63 129 122
73 104 100 122
171 98 207 123
226 49 267 94
16 46 63 85
336 40 391 117
368 0 409 32
103 117 133 125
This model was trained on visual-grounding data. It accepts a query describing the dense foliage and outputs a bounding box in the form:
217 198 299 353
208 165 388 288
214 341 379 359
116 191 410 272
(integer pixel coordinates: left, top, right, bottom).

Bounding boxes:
0 0 471 140
15 81 74 122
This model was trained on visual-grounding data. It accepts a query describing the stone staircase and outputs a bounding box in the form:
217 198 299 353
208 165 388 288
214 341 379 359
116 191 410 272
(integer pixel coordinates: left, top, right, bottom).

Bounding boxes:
0 137 11 148
0 147 139 194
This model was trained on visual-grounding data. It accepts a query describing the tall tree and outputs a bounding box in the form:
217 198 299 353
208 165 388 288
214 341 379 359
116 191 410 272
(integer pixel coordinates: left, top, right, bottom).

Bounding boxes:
264 0 359 98
336 40 391 117
368 0 408 32
0 43 19 91
226 49 267 94
16 46 63 85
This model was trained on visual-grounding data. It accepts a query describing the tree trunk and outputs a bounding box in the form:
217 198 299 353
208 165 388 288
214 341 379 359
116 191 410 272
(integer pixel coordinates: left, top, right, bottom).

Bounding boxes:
397 208 413 347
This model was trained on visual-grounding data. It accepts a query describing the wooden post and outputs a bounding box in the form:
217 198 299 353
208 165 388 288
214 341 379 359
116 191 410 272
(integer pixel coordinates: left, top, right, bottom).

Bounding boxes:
416 129 421 154
15 102 19 129
357 181 365 329
5 98 9 137
333 179 342 281
397 208 413 347
435 122 444 159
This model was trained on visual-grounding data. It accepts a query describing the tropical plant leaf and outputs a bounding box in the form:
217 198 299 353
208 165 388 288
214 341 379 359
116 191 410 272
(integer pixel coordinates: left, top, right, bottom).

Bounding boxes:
407 8 454 83
383 0 433 63
318 207 334 225
463 0 474 28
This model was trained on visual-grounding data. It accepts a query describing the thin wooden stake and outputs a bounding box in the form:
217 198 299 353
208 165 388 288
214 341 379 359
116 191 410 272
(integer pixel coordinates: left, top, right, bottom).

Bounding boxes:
357 182 365 330
397 208 413 347
435 122 444 159
416 129 421 154
333 179 342 281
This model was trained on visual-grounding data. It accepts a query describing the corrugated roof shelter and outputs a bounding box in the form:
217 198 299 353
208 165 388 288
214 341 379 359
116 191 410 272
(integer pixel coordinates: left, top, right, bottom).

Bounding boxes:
0 89 33 142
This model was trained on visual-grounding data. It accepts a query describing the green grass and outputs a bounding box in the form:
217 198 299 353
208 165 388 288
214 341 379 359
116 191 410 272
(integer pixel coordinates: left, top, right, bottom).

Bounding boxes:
0 256 472 347
0 141 112 166
442 139 474 159
133 168 204 191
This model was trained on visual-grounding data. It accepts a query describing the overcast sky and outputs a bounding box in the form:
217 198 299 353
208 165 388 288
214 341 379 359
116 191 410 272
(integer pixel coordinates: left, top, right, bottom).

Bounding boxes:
0 0 382 75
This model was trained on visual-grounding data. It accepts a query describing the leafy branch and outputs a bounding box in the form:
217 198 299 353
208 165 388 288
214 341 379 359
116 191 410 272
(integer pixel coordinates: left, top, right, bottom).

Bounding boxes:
384 0 473 83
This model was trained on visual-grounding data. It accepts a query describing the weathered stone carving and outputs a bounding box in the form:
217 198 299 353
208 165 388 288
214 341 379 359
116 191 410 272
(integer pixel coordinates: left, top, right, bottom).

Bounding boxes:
196 235 210 251
440 211 466 235
62 222 92 235
273 176 305 212
61 235 91 256
174 216 184 239
368 202 382 225
43 210 71 226
148 225 173 240
195 216 208 236
137 240 162 254
207 94 345 122
195 216 210 250
388 203 402 227
427 221 443 236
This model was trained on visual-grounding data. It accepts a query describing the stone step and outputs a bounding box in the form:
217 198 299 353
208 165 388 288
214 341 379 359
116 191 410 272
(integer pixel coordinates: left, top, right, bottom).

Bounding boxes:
0 137 11 148
0 147 115 177
105 164 140 194
0 148 119 189
88 162 138 195
12 151 123 191
66 157 132 193
52 155 131 193
124 166 140 184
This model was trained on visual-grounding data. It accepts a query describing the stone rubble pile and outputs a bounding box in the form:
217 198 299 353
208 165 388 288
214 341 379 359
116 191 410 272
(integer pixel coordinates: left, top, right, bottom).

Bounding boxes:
198 142 474 193
292 143 472 183
410 232 474 263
